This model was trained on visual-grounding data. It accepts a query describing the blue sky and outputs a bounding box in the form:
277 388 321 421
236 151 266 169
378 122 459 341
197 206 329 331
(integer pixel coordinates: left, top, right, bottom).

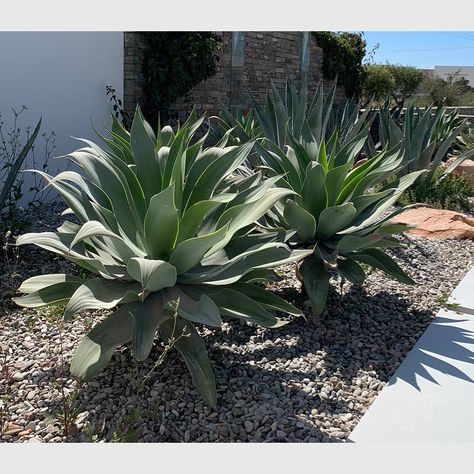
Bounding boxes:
361 32 474 68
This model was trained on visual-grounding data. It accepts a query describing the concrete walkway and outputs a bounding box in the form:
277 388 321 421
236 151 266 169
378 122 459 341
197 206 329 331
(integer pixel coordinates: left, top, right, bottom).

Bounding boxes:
349 266 474 442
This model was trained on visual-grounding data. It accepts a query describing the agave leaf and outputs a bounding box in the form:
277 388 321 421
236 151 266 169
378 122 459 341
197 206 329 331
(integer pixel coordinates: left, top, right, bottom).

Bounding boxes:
70 304 134 382
16 231 121 278
317 203 357 239
130 292 171 361
182 243 310 286
301 162 327 220
325 162 352 206
144 185 179 259
162 127 186 189
159 317 217 407
69 220 135 261
229 282 302 317
333 125 369 168
18 274 84 294
223 228 287 259
111 114 130 142
67 147 145 245
186 141 254 208
64 279 141 319
201 288 287 328
337 258 366 285
300 255 331 316
341 170 427 234
127 258 177 292
177 194 236 243
130 106 162 202
352 248 415 285
163 287 222 327
14 280 85 309
215 187 293 240
441 147 474 179
170 225 229 274
283 199 316 243
336 234 385 254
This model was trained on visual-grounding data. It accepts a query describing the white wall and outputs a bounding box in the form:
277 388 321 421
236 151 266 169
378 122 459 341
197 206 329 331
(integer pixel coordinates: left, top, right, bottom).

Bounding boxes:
0 32 123 203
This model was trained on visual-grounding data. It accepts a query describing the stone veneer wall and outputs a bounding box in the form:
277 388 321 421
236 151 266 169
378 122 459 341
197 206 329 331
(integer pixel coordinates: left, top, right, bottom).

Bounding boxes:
123 32 347 123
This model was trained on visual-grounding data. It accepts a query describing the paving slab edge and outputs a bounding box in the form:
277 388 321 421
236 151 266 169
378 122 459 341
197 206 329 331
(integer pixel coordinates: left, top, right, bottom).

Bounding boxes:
348 263 474 443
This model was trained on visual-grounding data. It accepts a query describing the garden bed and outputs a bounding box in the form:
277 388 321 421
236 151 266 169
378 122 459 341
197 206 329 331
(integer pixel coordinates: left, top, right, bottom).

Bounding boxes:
1 204 473 443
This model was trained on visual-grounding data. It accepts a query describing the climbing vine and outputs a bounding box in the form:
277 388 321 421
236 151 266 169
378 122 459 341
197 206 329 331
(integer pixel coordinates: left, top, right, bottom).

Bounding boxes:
141 32 222 123
311 31 367 98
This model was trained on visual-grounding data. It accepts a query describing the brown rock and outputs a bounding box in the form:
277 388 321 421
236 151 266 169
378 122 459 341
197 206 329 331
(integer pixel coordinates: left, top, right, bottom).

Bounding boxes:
4 423 23 436
392 207 474 239
453 159 474 187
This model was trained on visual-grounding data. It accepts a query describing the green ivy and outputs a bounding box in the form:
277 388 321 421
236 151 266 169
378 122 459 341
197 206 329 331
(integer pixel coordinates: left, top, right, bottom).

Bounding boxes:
311 31 366 98
141 32 222 123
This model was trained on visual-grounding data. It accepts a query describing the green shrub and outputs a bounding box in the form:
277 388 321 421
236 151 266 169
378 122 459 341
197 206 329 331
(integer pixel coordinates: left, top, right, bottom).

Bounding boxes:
311 31 366 98
141 32 222 123
399 166 473 212
362 64 395 104
14 108 308 406
422 72 474 107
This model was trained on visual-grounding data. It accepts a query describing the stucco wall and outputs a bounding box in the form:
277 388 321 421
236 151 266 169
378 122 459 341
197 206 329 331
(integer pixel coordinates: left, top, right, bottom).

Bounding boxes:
0 32 124 202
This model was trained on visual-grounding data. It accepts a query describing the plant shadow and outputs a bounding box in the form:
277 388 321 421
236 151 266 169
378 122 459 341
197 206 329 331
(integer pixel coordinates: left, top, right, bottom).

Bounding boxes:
15 283 474 443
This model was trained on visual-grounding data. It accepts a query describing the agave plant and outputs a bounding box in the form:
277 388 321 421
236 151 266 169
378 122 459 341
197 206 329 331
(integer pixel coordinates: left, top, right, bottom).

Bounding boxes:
255 125 425 316
376 103 471 184
249 80 374 153
209 105 262 146
14 107 309 406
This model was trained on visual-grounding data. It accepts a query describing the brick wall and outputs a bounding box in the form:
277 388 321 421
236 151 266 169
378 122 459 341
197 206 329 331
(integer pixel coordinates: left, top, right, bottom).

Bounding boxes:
123 32 347 123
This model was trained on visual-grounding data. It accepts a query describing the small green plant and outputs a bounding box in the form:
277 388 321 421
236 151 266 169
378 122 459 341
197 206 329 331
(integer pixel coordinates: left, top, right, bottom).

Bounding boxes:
14 107 307 407
0 345 13 439
0 108 41 213
111 408 141 443
1 107 58 235
106 85 130 130
399 165 473 212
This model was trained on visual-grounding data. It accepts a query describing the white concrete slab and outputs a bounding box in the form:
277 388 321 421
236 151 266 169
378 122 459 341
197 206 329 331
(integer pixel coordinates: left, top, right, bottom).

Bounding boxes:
448 266 474 315
348 308 474 442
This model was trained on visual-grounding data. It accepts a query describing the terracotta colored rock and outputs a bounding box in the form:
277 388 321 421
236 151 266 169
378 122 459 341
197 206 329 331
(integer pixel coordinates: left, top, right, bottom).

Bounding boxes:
392 207 474 239
453 159 474 187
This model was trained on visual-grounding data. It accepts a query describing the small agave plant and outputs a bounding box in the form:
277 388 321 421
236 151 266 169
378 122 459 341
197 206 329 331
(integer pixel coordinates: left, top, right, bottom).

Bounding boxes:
255 127 425 316
14 108 309 406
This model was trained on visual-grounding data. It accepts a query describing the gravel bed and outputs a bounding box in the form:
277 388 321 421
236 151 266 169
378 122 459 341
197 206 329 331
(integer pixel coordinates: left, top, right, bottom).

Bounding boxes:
0 204 473 443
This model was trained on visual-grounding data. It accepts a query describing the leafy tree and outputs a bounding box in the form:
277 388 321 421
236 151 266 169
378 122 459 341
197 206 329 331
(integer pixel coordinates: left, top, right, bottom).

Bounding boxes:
423 71 474 106
388 64 424 105
362 64 423 106
362 64 395 104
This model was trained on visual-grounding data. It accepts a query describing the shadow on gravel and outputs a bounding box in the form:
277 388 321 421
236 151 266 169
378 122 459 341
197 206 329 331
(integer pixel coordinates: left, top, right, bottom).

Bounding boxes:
22 282 473 443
